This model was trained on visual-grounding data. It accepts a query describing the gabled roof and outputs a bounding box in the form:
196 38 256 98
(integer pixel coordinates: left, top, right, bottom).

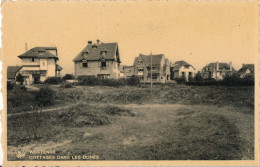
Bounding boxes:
237 64 254 75
135 54 164 66
203 62 234 71
56 64 63 71
171 60 194 71
73 42 120 63
18 47 58 60
7 66 22 80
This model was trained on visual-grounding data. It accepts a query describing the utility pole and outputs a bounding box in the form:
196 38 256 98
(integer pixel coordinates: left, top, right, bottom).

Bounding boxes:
150 51 153 90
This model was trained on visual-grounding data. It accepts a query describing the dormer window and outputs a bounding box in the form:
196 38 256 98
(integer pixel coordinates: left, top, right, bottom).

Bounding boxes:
92 44 97 49
138 60 143 64
152 67 157 70
101 51 107 56
39 51 45 56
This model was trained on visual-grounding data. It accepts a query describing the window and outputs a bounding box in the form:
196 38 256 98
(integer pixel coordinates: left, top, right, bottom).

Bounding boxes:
182 72 185 77
152 74 157 80
139 76 144 80
82 62 88 68
98 74 110 79
152 67 157 70
31 58 35 62
101 51 106 56
101 62 106 67
138 60 143 64
138 68 143 72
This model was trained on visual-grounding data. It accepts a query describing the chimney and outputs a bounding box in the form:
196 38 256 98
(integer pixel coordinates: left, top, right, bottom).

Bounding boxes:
25 43 28 52
229 62 232 71
216 61 219 71
242 63 245 67
97 39 100 45
88 41 92 45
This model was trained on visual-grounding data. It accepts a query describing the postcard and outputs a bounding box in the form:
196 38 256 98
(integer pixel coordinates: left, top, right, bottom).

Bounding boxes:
1 0 259 166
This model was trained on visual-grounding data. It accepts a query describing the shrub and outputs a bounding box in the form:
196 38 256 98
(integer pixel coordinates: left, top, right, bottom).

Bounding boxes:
35 87 55 107
77 75 102 86
16 74 24 85
62 74 75 80
102 78 126 86
242 75 254 86
7 81 15 90
222 73 241 86
176 76 186 84
44 77 62 85
127 76 140 86
60 82 73 88
194 72 203 82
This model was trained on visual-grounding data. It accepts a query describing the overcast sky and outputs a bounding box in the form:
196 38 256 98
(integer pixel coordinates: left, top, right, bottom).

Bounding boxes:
2 1 258 75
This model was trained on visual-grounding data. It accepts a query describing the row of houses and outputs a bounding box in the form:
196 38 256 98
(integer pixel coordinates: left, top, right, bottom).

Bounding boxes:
7 40 254 85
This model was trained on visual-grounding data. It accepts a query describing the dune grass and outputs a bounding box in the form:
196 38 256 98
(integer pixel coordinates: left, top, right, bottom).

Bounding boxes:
7 84 254 160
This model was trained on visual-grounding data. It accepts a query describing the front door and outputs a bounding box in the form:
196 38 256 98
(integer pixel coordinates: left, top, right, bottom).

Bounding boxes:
32 74 40 84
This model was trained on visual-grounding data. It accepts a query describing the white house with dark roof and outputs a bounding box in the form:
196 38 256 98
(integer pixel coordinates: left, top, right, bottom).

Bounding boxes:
73 40 121 79
201 62 234 80
17 47 62 84
133 54 170 83
170 60 196 81
237 64 254 78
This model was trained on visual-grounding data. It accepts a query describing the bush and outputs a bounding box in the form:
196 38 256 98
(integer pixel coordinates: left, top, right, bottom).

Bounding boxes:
222 73 241 86
242 75 254 86
77 75 102 86
62 74 75 80
16 74 24 85
44 77 62 85
35 87 55 107
176 76 186 84
102 78 126 86
60 82 73 88
127 76 140 86
194 72 203 82
186 73 254 87
7 81 15 90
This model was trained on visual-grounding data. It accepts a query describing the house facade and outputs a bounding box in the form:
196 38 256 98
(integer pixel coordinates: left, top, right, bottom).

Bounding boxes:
73 40 121 79
123 66 135 78
133 54 170 83
201 62 234 80
237 64 254 78
17 47 62 85
170 60 196 81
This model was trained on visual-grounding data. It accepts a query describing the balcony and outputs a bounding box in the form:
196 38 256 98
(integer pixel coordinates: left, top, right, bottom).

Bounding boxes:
100 66 107 70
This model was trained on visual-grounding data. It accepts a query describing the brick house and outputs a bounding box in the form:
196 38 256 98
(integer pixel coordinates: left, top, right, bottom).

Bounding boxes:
16 47 62 85
133 54 170 83
73 40 121 79
201 62 234 80
170 60 196 81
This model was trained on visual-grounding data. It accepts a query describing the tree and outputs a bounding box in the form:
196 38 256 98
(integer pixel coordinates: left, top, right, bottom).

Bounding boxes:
16 74 24 85
62 74 75 80
35 87 55 112
194 71 203 82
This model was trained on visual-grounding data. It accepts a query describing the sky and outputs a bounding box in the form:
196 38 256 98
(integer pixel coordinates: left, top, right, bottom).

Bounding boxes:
2 1 258 75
